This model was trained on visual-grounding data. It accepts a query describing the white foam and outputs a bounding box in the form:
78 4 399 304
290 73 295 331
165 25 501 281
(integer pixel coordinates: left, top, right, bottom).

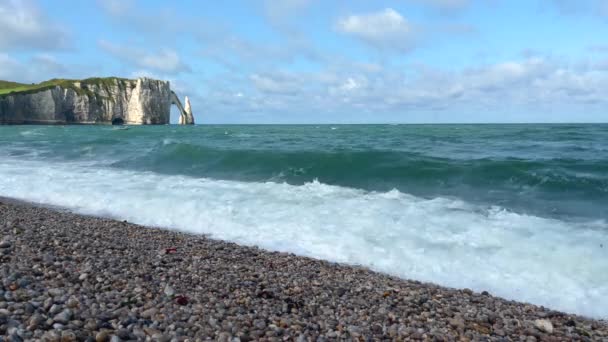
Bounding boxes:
18 129 43 137
1 158 607 318
162 138 176 145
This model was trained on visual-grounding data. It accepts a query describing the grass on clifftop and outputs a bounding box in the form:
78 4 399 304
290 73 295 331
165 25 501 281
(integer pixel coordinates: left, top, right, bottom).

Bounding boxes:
0 77 134 97
0 80 31 95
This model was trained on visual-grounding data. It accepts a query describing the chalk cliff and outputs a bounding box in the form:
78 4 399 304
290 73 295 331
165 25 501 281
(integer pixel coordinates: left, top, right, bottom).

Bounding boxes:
0 77 194 125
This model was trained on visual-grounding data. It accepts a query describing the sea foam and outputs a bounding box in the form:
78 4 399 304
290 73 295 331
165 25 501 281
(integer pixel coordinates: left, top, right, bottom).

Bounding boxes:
0 157 607 318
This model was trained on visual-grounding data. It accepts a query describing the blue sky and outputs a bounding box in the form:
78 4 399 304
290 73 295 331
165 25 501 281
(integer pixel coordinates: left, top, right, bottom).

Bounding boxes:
1 0 608 123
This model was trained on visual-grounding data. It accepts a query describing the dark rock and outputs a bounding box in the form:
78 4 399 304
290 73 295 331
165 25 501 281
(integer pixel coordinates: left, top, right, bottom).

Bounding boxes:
0 239 11 248
53 309 73 324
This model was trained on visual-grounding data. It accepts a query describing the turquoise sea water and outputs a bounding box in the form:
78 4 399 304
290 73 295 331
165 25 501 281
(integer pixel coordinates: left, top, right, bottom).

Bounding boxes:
1 124 607 317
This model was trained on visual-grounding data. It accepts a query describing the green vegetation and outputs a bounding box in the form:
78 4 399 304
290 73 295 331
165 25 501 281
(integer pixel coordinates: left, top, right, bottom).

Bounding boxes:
0 77 134 98
0 80 31 95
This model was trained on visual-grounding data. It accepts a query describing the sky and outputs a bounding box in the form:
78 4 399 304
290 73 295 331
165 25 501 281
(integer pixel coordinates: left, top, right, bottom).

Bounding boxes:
1 0 608 123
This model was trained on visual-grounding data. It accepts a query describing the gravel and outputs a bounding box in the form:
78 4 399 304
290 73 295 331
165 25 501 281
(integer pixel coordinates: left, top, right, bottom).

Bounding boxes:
0 198 607 341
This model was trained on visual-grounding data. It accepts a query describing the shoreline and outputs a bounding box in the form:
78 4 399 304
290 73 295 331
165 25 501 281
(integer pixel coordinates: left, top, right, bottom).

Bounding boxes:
1 198 607 340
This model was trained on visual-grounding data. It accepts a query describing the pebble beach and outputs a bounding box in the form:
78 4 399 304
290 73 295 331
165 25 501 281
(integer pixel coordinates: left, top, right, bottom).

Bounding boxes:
1 199 607 341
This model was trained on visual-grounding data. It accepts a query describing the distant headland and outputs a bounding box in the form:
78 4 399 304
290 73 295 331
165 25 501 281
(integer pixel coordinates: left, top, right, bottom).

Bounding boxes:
0 77 194 125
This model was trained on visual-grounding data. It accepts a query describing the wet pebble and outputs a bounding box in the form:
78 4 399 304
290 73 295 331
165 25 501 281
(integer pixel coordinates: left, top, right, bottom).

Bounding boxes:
0 200 606 340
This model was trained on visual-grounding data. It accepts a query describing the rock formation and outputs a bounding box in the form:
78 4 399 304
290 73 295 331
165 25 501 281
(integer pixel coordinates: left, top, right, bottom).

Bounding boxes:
0 77 194 125
172 92 194 125
184 96 194 125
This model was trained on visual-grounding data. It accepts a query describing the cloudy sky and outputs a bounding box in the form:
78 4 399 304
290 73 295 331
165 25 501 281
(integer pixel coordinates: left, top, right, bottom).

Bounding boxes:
1 0 608 123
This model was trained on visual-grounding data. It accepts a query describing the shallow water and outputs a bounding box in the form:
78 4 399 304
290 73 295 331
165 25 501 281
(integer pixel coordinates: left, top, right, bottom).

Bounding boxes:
0 124 607 317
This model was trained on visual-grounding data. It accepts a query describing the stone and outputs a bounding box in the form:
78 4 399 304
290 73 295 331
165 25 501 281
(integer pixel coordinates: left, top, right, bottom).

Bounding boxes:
151 333 171 342
388 324 399 337
164 284 175 297
49 304 62 315
61 330 77 342
143 327 161 336
66 297 79 308
42 330 61 342
84 319 99 330
534 319 554 334
48 288 64 297
53 309 73 324
347 325 361 336
141 308 158 318
28 314 44 329
115 329 131 340
24 303 35 314
449 316 465 330
0 238 11 248
253 319 266 329
44 297 54 310
10 332 24 342
471 322 492 335
95 330 110 342
217 332 231 342
132 328 146 340
1 200 608 341
7 326 20 337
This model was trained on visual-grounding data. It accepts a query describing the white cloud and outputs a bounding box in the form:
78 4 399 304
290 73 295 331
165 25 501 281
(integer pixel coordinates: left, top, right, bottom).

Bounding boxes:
261 0 315 39
199 56 608 122
336 8 417 52
84 1 608 122
99 40 191 74
129 70 190 95
140 50 188 73
263 0 312 22
377 58 606 113
97 0 189 39
341 78 360 91
200 33 324 71
0 53 89 83
0 54 22 80
0 0 69 50
97 0 135 16
129 69 161 80
30 54 68 74
250 73 301 95
97 0 321 71
329 75 369 96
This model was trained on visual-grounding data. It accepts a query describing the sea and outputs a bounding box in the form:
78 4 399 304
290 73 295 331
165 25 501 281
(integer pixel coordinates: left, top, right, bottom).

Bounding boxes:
0 124 606 318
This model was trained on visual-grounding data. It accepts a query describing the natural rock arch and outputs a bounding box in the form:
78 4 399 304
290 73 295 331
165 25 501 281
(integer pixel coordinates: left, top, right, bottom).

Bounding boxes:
170 91 194 125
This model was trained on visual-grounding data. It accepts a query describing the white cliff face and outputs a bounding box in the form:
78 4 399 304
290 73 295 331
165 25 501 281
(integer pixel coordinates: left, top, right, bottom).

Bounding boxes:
184 96 195 125
125 78 172 124
0 77 173 125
